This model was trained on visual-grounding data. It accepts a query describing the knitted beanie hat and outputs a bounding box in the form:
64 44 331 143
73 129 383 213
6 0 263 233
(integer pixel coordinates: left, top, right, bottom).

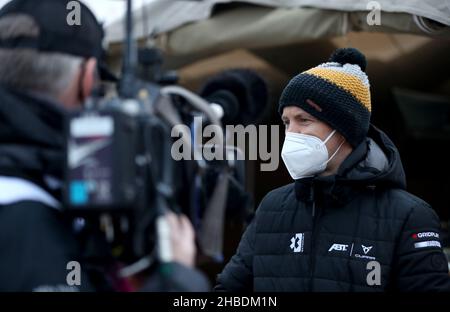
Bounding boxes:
278 48 371 147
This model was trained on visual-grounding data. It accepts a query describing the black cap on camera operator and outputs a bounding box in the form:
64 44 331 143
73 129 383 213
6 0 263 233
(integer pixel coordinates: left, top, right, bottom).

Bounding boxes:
0 0 209 292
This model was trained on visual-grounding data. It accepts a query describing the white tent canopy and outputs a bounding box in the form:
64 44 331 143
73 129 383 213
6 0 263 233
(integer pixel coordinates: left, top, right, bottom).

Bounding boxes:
106 0 450 46
105 0 450 60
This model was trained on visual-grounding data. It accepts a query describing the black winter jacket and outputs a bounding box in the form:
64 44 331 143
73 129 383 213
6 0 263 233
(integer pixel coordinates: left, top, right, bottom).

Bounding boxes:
216 125 450 292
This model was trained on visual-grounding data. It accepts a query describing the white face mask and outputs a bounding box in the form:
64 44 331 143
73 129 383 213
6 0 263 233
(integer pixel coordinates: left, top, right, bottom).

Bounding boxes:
281 130 344 180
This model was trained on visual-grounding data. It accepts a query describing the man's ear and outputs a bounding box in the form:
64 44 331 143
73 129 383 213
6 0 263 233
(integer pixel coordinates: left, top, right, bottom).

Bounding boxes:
80 57 97 100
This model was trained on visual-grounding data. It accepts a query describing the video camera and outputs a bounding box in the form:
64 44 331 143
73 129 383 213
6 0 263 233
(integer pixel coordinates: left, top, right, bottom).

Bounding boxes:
62 0 269 275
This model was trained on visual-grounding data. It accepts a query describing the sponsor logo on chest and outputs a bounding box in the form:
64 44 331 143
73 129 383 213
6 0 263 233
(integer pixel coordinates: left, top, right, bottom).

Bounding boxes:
327 242 376 260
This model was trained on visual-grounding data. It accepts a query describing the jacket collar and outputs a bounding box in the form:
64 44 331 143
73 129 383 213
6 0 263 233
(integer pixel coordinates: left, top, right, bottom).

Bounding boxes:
295 137 369 206
0 86 66 197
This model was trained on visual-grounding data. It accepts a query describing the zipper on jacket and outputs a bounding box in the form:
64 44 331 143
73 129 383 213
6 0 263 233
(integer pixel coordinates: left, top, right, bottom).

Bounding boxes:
308 185 320 292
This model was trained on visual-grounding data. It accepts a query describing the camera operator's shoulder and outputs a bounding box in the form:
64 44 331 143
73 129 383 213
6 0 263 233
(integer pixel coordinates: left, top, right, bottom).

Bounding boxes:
0 200 61 220
0 201 93 292
258 183 295 212
0 201 70 243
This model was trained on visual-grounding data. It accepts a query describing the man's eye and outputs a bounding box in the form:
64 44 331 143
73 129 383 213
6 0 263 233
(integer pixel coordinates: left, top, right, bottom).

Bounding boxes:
300 118 309 123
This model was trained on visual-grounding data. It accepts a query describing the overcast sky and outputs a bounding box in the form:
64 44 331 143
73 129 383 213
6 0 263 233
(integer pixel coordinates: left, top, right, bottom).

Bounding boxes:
0 0 156 25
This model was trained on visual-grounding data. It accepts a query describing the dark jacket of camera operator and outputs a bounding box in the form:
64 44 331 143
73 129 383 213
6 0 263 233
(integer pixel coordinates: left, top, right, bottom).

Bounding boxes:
0 0 209 292
216 48 450 292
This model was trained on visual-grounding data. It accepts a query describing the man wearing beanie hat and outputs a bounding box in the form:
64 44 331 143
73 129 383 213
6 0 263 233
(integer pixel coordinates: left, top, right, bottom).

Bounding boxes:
216 48 450 292
0 0 208 292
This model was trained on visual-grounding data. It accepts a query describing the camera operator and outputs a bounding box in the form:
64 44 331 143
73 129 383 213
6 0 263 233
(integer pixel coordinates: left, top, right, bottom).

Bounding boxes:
0 0 209 292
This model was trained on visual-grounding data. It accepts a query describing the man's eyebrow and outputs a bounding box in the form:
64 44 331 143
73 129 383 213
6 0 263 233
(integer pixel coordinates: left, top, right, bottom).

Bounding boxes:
281 112 315 122
282 112 315 121
293 112 314 120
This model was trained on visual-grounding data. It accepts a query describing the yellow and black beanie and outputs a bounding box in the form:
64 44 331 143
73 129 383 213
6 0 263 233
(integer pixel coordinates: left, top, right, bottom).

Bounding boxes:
279 48 371 147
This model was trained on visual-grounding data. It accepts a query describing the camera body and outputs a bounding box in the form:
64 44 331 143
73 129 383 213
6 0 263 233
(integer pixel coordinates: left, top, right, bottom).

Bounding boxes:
63 83 183 262
65 108 140 211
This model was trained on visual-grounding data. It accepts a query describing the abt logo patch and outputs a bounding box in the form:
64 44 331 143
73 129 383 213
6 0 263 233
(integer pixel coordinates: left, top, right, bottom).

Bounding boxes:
328 242 377 260
290 233 305 253
328 243 349 252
